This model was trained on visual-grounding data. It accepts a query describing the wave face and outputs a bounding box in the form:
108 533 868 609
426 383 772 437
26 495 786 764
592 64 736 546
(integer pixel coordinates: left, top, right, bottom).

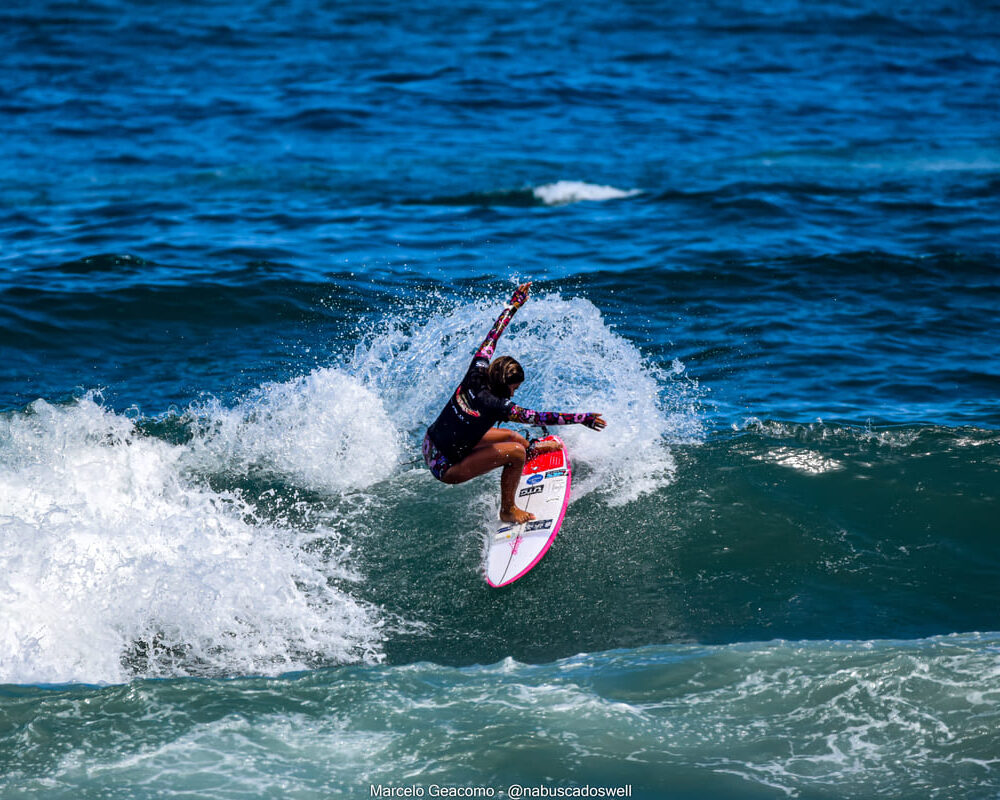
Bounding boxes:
3 0 999 796
3 328 996 680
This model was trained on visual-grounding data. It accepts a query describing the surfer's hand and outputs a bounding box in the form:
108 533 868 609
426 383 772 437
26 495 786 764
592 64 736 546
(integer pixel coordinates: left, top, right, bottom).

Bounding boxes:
509 282 531 308
583 413 606 431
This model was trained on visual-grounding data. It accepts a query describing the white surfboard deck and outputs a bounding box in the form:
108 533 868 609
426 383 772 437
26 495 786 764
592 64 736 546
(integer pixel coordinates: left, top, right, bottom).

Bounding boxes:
485 434 571 588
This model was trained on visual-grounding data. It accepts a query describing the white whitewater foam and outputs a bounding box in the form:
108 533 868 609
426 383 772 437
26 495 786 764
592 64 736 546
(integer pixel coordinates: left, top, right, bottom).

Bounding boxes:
352 292 702 506
0 395 383 685
186 368 401 493
532 180 640 206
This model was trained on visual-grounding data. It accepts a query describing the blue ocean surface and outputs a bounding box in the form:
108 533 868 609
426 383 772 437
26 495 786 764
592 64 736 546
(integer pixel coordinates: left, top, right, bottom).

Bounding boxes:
2 1 998 797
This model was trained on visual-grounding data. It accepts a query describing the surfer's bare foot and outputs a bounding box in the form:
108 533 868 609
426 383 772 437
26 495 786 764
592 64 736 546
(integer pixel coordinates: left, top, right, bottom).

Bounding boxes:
500 505 535 524
532 439 563 456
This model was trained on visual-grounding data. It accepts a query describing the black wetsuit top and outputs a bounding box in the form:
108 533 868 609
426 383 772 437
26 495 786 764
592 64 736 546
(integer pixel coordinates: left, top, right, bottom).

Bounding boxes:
426 354 515 464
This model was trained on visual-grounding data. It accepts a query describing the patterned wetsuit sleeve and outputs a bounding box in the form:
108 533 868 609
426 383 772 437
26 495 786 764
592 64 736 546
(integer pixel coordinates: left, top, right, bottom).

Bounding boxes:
474 304 518 360
507 405 600 428
474 285 528 360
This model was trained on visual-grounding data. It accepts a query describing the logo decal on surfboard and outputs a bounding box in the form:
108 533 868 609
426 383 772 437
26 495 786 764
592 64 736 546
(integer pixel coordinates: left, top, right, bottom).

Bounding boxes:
526 474 544 485
519 485 543 497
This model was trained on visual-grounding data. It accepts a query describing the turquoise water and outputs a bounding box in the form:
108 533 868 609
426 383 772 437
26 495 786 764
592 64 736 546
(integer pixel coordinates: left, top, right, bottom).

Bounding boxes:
2 1 999 797
4 636 999 799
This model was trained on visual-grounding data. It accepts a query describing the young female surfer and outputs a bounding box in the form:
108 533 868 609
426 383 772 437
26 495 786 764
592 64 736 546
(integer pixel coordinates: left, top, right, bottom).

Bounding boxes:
423 282 606 524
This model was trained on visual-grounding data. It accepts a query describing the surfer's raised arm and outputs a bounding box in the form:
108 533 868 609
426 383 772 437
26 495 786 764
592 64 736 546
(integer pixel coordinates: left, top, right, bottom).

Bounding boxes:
474 281 531 360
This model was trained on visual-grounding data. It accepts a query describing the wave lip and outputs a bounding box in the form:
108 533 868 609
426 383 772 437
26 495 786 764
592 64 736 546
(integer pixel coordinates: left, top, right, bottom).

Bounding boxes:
532 180 641 206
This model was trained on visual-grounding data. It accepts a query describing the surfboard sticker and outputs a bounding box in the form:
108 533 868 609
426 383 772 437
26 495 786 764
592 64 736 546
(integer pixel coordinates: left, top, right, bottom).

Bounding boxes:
484 434 572 587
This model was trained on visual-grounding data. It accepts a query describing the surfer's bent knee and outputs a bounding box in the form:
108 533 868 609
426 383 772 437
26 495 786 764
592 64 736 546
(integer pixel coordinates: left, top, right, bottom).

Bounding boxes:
505 442 527 466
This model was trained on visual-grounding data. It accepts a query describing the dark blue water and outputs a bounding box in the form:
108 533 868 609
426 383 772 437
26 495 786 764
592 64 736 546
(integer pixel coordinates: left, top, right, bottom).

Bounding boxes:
2 2 998 798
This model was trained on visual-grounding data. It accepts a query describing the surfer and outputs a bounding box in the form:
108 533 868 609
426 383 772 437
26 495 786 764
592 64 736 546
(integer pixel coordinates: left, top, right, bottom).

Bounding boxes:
423 282 606 524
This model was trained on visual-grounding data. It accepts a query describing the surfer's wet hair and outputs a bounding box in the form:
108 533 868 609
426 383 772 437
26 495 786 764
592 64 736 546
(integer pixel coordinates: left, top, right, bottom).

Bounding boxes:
487 356 524 398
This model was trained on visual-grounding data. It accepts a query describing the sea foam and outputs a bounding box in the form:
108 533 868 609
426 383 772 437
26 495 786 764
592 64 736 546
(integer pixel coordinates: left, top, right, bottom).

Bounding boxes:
185 368 401 493
0 395 384 685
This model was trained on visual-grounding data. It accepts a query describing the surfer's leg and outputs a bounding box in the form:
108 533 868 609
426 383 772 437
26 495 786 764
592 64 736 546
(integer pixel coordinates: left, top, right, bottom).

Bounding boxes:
476 427 529 449
498 458 533 524
527 438 563 458
479 428 564 460
440 441 535 524
478 428 561 465
441 441 525 484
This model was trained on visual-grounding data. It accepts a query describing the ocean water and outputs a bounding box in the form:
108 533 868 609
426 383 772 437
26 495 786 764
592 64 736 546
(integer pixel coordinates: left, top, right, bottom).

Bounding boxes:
2 1 998 798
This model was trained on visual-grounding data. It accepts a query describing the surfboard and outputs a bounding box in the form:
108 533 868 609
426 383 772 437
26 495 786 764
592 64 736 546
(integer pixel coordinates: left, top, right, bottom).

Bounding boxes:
485 434 571 587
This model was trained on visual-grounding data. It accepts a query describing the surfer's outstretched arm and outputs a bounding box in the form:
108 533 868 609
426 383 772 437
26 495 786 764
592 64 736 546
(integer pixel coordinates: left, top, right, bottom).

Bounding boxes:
475 282 531 360
507 407 607 430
